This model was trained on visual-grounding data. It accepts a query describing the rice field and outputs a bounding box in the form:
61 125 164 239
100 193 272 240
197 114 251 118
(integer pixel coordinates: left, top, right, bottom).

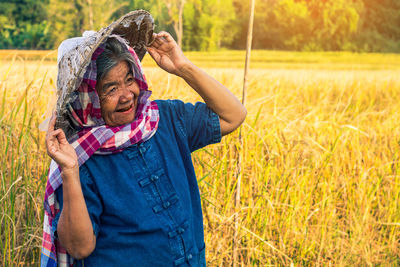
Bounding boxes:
1 50 400 266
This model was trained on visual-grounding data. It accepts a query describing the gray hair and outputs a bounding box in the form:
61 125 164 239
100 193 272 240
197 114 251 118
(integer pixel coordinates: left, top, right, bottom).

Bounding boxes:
96 37 136 82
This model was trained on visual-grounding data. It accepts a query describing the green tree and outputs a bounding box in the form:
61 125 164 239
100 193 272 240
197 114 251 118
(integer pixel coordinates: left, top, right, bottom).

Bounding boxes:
1 0 399 51
0 2 16 48
47 0 80 47
305 0 360 51
47 0 129 48
273 0 312 50
232 0 361 51
231 0 277 49
183 0 237 51
0 0 52 49
356 0 400 52
162 0 186 47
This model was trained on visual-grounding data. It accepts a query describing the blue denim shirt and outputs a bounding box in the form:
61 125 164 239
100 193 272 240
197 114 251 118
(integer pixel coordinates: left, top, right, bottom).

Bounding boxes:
53 100 221 266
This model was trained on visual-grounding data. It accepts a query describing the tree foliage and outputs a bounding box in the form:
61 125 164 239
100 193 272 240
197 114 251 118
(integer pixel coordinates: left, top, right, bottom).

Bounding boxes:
0 0 399 52
0 0 52 49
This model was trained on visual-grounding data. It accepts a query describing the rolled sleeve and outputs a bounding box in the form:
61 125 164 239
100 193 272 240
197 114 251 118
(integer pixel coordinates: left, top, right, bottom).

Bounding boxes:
209 105 222 145
183 101 222 151
157 100 221 152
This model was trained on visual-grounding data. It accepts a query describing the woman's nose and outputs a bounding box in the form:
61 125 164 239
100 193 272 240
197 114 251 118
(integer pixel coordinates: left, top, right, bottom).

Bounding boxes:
118 85 134 102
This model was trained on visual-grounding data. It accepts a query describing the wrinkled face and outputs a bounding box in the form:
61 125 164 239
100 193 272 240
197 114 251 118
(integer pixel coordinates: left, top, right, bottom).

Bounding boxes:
96 61 140 127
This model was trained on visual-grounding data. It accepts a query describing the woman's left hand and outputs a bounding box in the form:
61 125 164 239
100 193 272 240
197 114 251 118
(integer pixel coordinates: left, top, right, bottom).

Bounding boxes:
147 32 190 77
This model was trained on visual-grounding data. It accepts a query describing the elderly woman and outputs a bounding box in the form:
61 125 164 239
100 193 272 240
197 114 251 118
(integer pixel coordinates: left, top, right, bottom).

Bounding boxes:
42 11 246 267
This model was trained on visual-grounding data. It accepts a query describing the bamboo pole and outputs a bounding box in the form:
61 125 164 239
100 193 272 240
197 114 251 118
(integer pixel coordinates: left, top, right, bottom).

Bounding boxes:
233 0 256 266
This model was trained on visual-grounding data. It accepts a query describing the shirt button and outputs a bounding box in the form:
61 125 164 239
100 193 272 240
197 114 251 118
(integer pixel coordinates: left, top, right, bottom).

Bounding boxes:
187 254 193 260
150 175 159 182
163 202 171 209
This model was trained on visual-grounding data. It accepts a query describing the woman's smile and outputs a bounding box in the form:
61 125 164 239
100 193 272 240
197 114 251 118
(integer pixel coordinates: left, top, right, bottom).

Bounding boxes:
116 103 134 113
95 60 140 126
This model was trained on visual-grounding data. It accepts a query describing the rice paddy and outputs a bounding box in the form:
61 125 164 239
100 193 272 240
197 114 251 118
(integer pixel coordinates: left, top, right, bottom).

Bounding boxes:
1 50 400 265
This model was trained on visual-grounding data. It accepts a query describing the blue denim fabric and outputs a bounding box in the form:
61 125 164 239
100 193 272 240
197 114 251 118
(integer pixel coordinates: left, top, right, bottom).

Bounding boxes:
53 100 221 266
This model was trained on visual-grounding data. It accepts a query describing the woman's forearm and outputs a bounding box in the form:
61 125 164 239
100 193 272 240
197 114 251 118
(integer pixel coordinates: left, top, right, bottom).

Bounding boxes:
57 167 96 259
177 61 247 136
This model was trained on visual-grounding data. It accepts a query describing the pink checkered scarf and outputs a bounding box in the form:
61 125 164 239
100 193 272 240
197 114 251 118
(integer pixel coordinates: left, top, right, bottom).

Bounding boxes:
41 38 159 267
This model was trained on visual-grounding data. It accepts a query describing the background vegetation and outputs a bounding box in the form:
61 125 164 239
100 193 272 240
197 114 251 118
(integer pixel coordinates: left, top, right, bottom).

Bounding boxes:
0 0 399 52
1 0 400 265
1 51 400 265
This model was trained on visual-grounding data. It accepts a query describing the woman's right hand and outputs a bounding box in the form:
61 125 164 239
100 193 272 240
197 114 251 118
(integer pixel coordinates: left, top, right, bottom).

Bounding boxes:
45 112 78 172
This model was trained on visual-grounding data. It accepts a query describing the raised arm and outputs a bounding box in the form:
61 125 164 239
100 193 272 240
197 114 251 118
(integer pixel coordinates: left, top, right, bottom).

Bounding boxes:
147 32 247 136
45 114 96 259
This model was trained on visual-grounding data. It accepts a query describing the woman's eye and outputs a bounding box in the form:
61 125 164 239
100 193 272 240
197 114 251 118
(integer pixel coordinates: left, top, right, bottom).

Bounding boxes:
106 87 117 95
127 77 134 83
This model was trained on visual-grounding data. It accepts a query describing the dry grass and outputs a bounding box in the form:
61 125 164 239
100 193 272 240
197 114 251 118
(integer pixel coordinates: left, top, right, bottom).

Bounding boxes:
0 51 399 265
2 49 400 69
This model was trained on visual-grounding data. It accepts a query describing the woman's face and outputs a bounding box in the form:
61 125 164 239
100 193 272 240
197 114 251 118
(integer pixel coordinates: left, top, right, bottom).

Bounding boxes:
96 60 140 127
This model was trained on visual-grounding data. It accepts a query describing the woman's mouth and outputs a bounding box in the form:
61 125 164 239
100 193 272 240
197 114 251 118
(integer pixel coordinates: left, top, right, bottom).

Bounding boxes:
116 104 134 113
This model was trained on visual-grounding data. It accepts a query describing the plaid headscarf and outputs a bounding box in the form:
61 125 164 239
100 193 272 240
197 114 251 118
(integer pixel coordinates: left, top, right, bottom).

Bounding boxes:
41 37 159 267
